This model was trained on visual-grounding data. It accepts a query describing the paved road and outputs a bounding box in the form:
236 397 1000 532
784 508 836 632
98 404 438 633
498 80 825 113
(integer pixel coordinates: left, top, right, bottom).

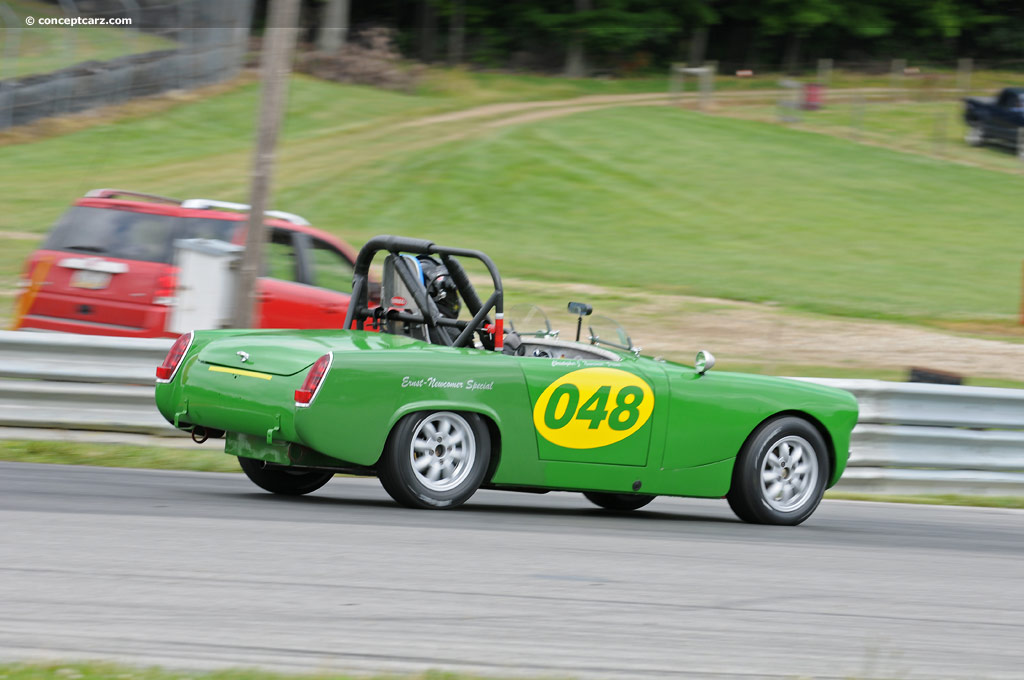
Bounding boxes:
1 462 1021 679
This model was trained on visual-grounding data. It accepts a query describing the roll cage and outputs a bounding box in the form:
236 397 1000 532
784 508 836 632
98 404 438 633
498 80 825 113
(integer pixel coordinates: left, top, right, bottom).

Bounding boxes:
344 235 504 351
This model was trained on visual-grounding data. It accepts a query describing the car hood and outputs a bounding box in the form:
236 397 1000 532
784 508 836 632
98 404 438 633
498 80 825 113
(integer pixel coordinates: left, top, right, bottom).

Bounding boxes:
700 368 860 417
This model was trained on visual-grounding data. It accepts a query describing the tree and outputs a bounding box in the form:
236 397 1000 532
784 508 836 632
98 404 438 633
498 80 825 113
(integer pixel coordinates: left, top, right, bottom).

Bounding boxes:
522 0 677 76
565 0 593 76
448 0 466 64
418 0 439 62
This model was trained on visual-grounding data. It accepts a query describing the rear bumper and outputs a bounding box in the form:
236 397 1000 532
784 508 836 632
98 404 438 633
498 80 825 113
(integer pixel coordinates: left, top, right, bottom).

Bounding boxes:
155 357 304 443
17 311 172 338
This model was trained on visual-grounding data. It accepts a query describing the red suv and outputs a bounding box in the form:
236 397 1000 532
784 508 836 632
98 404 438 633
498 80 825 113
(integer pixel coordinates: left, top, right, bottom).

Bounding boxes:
15 189 369 338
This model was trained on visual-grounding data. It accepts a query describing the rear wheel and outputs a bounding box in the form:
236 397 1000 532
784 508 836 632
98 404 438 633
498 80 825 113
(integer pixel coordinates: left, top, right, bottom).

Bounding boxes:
378 411 491 509
727 416 828 526
237 456 334 496
583 492 654 511
965 124 984 147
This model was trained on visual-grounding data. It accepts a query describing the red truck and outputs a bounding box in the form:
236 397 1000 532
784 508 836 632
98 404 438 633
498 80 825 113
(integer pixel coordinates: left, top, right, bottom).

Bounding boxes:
15 189 373 337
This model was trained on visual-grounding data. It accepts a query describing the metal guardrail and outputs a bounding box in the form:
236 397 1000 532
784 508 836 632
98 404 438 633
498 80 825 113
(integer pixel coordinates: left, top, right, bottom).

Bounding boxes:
794 378 1024 495
0 331 1022 494
0 331 178 437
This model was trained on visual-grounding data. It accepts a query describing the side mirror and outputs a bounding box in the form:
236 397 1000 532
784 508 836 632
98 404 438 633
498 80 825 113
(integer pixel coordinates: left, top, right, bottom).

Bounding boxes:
695 350 716 376
567 301 593 317
568 301 593 342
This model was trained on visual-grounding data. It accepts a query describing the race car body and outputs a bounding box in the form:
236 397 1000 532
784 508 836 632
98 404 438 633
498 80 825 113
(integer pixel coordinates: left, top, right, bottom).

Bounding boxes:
155 236 858 525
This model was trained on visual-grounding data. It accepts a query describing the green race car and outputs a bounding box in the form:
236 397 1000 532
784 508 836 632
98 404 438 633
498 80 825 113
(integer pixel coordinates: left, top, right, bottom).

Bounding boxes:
155 236 858 525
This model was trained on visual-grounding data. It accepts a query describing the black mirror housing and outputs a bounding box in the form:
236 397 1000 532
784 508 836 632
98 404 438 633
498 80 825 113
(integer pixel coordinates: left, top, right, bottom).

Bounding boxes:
568 301 593 317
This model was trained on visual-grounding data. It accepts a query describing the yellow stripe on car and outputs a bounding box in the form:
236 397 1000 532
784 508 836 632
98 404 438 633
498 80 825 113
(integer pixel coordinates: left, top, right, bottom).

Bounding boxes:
208 366 273 380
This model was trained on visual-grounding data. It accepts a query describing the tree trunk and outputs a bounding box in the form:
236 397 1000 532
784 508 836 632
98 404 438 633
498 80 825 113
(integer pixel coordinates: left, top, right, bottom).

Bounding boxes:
447 0 465 65
688 26 708 67
745 27 761 73
418 0 437 63
316 0 349 52
783 33 801 75
564 0 592 77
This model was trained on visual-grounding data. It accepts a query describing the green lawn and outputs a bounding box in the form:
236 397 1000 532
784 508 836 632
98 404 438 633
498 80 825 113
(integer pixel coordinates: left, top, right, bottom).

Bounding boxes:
3 0 177 78
2 73 1023 327
314 106 1024 323
0 439 239 473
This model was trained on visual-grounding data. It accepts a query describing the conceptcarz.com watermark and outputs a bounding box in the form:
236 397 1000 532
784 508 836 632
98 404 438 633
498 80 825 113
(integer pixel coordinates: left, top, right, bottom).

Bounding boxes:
25 15 133 27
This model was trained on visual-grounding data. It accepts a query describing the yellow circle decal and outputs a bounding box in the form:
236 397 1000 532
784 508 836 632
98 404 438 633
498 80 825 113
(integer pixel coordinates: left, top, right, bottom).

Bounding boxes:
532 367 654 449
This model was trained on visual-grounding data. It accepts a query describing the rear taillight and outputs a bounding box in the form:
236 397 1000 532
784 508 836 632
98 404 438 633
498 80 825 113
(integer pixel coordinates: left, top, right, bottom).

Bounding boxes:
295 352 333 407
154 267 179 306
156 331 193 382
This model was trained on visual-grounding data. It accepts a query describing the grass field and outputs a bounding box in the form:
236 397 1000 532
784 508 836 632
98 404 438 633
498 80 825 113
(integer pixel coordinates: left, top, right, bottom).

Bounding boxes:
0 439 238 473
2 72 1022 328
722 96 1024 174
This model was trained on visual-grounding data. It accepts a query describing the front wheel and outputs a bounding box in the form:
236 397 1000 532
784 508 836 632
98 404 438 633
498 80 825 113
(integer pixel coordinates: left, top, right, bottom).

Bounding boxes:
237 456 335 496
727 416 828 526
583 492 654 511
377 411 491 509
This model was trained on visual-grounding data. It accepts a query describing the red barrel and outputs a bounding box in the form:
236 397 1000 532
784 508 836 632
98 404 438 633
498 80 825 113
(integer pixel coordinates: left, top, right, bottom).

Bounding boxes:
802 83 824 110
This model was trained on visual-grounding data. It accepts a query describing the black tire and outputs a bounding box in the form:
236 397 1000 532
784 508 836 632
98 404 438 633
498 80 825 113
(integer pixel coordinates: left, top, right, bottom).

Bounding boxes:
583 492 654 512
965 124 984 147
726 416 829 526
377 410 491 509
237 456 335 496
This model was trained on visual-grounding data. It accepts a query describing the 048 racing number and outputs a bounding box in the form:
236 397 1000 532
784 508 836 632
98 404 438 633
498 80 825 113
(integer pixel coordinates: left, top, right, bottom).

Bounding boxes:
532 367 654 449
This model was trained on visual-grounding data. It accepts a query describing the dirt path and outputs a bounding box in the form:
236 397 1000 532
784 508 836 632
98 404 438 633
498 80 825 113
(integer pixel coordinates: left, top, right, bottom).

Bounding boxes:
396 87 916 131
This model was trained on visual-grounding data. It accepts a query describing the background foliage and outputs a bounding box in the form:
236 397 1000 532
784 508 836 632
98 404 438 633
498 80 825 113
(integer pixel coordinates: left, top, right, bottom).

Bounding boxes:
314 0 1024 73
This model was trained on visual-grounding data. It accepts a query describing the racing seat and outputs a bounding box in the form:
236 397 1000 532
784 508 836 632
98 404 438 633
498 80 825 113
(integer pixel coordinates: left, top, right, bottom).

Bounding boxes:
381 254 460 345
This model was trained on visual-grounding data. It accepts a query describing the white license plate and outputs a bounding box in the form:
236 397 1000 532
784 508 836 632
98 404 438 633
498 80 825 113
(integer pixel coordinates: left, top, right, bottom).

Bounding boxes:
70 270 112 290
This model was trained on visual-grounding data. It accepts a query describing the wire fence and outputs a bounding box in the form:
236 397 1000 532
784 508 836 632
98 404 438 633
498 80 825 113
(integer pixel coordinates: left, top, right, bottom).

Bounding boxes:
0 0 252 130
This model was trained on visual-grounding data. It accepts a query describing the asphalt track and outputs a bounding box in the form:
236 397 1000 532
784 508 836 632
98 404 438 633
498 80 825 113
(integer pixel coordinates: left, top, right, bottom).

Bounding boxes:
1 461 1021 680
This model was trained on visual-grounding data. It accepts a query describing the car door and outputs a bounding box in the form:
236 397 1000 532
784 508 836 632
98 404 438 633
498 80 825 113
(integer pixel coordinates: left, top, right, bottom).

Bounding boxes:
303 234 356 323
257 229 358 329
516 356 657 466
257 228 323 328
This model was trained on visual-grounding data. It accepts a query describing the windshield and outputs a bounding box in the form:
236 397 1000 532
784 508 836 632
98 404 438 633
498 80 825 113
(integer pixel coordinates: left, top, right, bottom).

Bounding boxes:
507 304 635 352
586 314 635 352
43 206 236 263
506 304 556 338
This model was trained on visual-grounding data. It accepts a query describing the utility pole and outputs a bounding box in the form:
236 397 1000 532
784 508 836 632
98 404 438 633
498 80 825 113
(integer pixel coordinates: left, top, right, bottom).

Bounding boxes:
230 0 301 328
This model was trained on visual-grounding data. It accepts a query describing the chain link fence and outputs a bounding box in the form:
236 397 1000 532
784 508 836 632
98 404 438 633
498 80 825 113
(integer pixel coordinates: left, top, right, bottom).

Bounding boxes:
0 0 252 130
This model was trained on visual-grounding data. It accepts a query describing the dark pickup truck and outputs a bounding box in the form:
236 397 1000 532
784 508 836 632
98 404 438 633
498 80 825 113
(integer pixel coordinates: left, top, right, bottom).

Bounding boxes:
964 87 1024 155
